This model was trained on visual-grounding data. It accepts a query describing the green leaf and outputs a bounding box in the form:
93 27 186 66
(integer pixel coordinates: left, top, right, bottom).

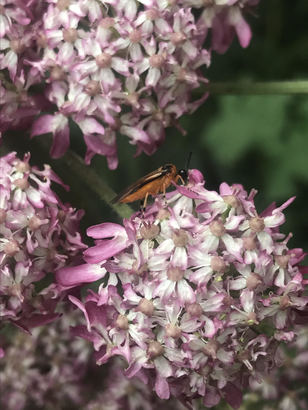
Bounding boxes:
203 95 291 165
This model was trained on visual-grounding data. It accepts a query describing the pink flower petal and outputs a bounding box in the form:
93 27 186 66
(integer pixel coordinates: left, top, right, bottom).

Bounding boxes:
50 120 70 158
69 295 91 331
56 263 106 286
84 238 128 263
223 383 243 409
87 222 126 239
155 374 170 400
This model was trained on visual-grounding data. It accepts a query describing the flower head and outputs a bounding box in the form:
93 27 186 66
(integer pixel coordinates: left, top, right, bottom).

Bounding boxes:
1 0 259 167
58 169 307 408
85 357 187 410
0 151 86 331
0 308 92 410
249 324 308 410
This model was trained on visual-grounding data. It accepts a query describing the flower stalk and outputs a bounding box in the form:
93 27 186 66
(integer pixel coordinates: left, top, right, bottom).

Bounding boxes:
205 80 308 95
63 150 133 219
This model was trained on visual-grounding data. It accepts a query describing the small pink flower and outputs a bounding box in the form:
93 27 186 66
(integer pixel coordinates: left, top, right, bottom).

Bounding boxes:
84 222 129 264
31 113 70 158
0 307 93 409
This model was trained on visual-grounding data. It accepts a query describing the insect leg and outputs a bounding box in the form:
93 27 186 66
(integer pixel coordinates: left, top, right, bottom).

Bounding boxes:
162 183 168 207
140 192 149 215
177 175 185 185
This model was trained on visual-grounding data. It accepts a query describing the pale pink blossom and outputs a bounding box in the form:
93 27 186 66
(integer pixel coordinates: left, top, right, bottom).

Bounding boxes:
1 0 260 166
58 168 306 408
0 151 86 331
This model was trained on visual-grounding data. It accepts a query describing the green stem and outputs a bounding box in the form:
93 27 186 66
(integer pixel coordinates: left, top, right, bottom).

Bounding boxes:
205 80 308 95
60 150 134 219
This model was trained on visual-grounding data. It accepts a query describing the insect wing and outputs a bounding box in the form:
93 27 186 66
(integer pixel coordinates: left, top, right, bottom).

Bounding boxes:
111 166 169 204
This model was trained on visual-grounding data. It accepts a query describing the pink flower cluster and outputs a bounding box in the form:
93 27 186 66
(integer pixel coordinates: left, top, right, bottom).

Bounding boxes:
86 358 187 410
249 324 308 410
57 169 307 409
0 310 186 410
0 308 92 410
1 0 259 168
0 151 86 332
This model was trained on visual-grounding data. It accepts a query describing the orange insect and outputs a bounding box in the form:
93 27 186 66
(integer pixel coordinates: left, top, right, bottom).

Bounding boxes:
112 161 189 211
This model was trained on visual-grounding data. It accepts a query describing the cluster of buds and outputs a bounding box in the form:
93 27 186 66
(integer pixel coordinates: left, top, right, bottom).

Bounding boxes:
85 358 187 410
57 169 307 408
248 324 308 410
0 309 92 410
0 151 86 333
1 0 259 168
0 320 187 410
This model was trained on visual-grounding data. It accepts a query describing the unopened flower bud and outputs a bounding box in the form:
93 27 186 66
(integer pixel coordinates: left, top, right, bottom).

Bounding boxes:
4 240 19 256
211 256 227 273
147 341 164 359
246 273 262 290
203 340 219 359
0 209 6 224
116 314 129 330
246 312 258 325
249 217 265 233
146 9 159 20
28 216 43 231
14 177 29 190
149 54 165 68
63 28 77 43
243 236 257 250
129 29 142 43
165 323 181 339
10 39 25 54
157 209 171 220
138 298 154 316
50 66 65 81
100 17 114 28
170 32 186 45
57 0 70 11
223 195 239 208
187 303 203 318
275 254 290 269
167 267 185 282
15 160 30 173
280 295 291 310
139 223 160 240
96 53 112 68
172 229 188 247
210 220 226 237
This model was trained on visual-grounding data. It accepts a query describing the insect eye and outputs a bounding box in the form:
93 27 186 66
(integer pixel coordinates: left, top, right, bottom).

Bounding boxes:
162 164 173 172
178 168 187 180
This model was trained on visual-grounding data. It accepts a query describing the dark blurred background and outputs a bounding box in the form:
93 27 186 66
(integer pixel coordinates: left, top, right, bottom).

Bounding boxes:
3 0 308 258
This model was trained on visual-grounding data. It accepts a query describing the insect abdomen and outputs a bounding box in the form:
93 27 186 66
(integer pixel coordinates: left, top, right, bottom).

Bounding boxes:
119 178 167 203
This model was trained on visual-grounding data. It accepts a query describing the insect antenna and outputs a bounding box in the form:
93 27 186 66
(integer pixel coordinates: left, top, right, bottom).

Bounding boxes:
177 151 192 183
186 151 192 171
